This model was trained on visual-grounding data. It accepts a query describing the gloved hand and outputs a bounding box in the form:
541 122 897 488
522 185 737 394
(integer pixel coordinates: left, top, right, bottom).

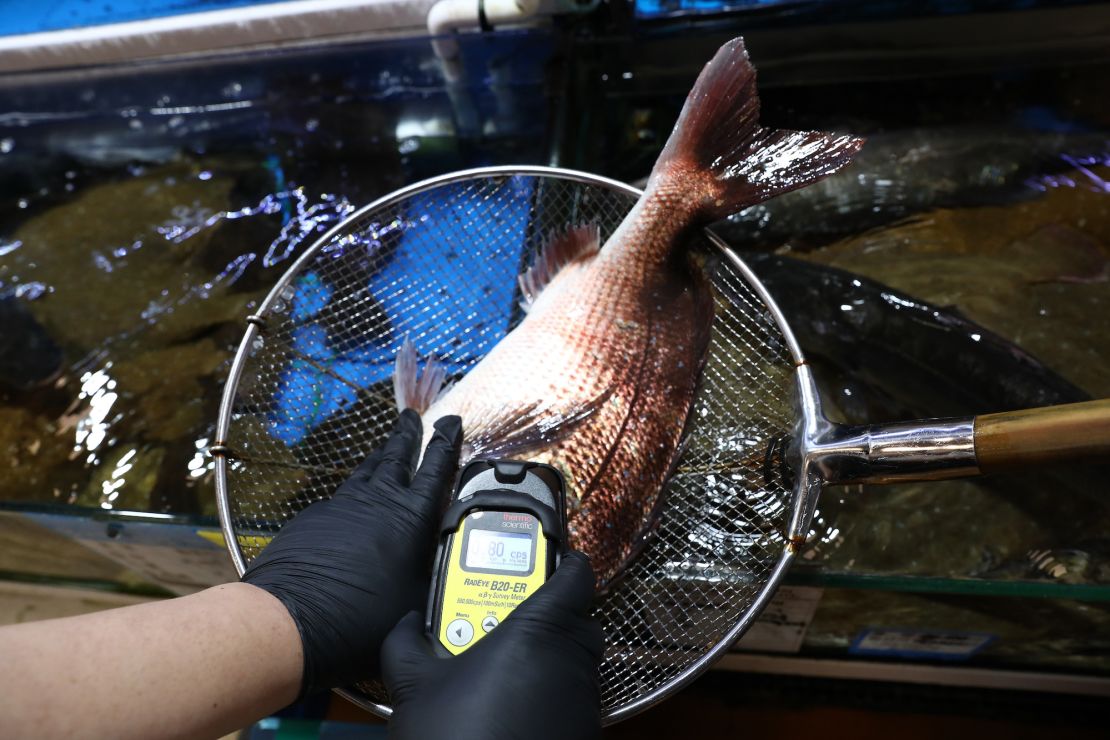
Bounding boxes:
382 552 604 740
242 409 462 697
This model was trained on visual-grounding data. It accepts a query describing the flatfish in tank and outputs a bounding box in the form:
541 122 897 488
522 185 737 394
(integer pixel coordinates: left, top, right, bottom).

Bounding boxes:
392 37 864 587
802 179 1110 398
0 155 359 514
740 193 1110 579
716 126 1110 251
741 252 1090 417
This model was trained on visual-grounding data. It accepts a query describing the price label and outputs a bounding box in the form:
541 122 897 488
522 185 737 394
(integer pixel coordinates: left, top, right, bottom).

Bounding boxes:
733 586 823 654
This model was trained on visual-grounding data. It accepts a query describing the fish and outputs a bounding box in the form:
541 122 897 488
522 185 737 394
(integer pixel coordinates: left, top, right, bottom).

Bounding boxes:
740 252 1091 418
790 192 1110 399
712 126 1110 252
738 253 1110 565
392 37 864 588
982 539 1110 585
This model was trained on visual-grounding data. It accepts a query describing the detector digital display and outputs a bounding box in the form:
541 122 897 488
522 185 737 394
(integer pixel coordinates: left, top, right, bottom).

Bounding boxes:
464 529 534 573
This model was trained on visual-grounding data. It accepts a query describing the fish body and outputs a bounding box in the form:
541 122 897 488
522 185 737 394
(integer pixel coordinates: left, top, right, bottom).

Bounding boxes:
420 211 712 587
397 38 864 587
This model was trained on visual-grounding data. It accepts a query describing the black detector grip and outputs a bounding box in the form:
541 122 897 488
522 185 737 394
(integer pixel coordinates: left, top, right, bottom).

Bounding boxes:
437 491 563 541
444 459 567 541
455 460 565 509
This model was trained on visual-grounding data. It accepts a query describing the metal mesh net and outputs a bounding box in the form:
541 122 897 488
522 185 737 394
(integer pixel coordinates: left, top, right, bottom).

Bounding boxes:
217 170 798 718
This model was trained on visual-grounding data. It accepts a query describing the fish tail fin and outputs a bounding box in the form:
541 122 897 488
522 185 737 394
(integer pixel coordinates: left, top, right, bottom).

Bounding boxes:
393 336 448 414
651 36 864 221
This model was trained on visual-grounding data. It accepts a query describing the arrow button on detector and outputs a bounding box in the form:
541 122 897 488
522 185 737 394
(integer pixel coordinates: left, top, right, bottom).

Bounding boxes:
446 618 474 646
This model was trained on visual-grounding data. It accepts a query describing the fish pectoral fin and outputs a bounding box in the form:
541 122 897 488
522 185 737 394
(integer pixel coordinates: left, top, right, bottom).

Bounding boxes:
465 388 613 462
517 225 601 310
392 336 448 414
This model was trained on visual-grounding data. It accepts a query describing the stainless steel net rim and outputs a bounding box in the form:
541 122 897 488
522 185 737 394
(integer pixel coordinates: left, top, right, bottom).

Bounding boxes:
213 164 811 724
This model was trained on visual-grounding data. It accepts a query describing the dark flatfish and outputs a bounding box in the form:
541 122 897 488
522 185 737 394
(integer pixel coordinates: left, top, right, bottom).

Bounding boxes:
741 252 1090 417
718 127 1110 251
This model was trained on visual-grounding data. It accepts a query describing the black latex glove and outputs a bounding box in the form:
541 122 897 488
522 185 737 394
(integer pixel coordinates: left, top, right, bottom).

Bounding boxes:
242 409 462 697
382 552 604 740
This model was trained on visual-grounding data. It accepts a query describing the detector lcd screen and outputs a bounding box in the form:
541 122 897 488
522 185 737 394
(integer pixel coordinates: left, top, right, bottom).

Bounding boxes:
464 529 533 573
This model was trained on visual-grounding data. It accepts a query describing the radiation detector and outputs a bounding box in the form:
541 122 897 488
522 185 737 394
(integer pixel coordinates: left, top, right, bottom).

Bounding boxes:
426 459 567 655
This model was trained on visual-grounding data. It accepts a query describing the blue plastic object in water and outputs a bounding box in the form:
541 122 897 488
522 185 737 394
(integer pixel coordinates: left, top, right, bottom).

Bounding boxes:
270 177 535 446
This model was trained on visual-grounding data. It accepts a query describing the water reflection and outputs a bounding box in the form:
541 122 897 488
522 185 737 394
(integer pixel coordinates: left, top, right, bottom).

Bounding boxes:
72 365 118 462
1027 153 1110 193
0 158 390 515
187 437 214 480
100 447 137 509
0 33 552 525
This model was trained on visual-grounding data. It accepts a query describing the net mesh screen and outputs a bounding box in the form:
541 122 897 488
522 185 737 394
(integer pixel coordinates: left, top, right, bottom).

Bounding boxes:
218 172 798 716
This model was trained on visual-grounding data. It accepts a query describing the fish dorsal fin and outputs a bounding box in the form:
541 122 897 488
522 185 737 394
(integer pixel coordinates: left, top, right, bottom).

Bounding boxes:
518 225 600 311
